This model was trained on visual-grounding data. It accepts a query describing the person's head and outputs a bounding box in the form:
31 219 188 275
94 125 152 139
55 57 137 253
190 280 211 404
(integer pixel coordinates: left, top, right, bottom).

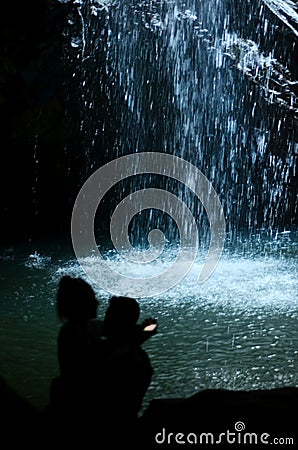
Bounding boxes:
103 296 140 340
56 275 99 321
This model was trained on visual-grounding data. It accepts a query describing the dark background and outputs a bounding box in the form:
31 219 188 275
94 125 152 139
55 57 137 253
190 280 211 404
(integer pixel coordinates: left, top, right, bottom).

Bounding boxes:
0 0 115 245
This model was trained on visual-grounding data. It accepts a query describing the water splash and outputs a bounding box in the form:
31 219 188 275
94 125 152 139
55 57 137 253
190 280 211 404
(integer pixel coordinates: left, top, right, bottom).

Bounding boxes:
57 230 298 312
24 252 52 269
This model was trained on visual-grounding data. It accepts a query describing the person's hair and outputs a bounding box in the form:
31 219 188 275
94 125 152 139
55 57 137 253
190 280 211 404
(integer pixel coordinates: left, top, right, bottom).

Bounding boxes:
107 296 140 323
103 296 140 339
56 275 97 321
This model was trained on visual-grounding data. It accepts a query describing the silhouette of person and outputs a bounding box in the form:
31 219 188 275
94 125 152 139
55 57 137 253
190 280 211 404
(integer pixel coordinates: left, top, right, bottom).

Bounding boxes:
48 275 104 446
48 277 157 448
101 296 156 429
55 275 101 380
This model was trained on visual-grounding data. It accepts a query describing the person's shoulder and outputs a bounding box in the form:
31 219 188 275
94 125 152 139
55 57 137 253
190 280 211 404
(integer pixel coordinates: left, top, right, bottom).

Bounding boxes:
59 320 77 332
58 321 70 335
58 320 83 341
87 319 104 339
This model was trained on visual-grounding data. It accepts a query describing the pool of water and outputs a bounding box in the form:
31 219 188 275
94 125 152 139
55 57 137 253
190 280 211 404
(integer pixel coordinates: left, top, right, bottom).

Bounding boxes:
0 231 297 412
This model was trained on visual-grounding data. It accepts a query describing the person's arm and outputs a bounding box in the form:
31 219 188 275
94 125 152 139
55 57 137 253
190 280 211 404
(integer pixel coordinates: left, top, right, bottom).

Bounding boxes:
136 318 158 344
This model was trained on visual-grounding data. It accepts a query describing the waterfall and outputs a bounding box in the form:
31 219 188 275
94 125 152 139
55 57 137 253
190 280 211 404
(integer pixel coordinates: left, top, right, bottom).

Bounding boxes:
60 0 297 242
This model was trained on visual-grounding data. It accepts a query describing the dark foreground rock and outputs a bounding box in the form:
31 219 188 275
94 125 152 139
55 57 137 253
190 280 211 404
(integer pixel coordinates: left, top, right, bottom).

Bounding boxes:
0 376 50 450
138 387 298 449
1 375 297 449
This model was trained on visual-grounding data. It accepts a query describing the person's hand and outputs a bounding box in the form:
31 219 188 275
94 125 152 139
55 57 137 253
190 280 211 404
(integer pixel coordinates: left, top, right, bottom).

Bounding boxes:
141 317 158 336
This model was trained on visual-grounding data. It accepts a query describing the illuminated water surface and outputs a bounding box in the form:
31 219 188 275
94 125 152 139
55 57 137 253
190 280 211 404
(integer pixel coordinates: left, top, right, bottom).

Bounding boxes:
1 231 297 412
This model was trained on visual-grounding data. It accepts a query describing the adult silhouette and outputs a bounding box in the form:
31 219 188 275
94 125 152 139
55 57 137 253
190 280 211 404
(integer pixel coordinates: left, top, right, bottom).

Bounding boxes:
47 275 103 447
